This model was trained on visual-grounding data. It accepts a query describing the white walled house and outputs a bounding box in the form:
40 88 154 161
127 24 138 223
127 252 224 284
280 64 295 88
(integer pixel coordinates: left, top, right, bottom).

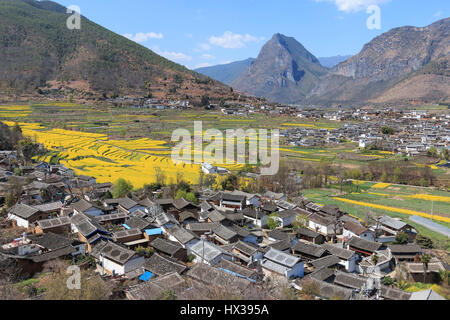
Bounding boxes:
71 199 103 217
322 243 358 273
91 241 145 276
343 221 375 242
187 240 232 266
7 204 48 229
261 248 304 280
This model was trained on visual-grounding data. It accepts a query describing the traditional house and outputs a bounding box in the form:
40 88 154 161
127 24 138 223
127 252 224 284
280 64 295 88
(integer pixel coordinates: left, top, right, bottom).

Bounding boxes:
34 216 71 234
91 241 145 276
374 215 416 241
231 240 264 266
33 201 63 218
263 191 286 202
228 224 258 244
308 213 341 241
229 190 261 207
310 255 341 271
166 225 198 248
70 213 110 252
333 271 367 290
343 221 375 242
117 197 143 215
261 248 304 280
150 238 187 261
216 259 260 282
388 244 422 263
211 224 239 245
7 203 47 229
220 193 246 211
292 241 328 262
322 243 358 272
143 253 187 277
71 199 103 217
348 237 383 257
241 207 268 227
296 227 325 244
276 209 298 227
112 228 143 244
405 260 446 283
187 239 230 266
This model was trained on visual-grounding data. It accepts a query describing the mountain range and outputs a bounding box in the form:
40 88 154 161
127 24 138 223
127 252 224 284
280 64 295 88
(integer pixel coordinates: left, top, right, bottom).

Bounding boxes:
194 55 350 85
0 0 235 102
197 19 450 106
0 0 448 106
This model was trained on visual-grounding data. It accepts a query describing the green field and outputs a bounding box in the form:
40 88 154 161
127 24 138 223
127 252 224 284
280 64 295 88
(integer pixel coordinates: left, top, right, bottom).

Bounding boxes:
303 184 450 249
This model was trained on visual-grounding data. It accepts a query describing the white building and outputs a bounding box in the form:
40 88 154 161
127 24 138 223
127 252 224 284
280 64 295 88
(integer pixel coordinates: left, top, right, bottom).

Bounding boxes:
261 248 304 280
201 163 218 174
91 241 145 276
7 203 48 229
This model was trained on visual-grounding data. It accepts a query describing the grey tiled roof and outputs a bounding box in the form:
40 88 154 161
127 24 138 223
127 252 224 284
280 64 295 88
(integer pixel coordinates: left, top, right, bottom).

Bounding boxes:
348 237 382 253
167 225 198 244
150 238 183 256
292 241 326 258
91 241 137 265
144 253 186 276
333 271 367 290
9 203 39 219
322 243 355 260
213 224 237 241
311 255 340 269
117 197 138 210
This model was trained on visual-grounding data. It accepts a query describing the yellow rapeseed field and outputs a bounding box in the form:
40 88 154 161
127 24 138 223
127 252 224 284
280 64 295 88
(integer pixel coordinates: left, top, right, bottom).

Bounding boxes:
334 197 450 223
3 121 253 189
371 183 392 189
368 192 450 203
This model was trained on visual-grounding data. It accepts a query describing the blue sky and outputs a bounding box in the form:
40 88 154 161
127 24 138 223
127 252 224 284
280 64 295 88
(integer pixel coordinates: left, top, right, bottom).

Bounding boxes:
57 0 449 69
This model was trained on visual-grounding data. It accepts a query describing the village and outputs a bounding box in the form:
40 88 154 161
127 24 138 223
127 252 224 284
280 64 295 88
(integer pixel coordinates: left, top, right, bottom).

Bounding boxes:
118 96 450 157
0 144 448 301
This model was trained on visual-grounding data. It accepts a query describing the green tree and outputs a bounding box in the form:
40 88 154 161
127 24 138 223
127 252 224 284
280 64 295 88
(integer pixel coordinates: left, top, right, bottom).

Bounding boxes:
393 167 402 184
372 254 379 265
441 148 449 160
393 232 408 245
381 127 395 135
17 138 39 164
427 147 439 158
112 178 133 198
267 213 280 230
381 276 394 286
221 174 238 191
292 214 309 230
5 192 16 208
415 234 434 249
381 171 388 183
175 190 198 204
201 95 210 107
421 254 431 283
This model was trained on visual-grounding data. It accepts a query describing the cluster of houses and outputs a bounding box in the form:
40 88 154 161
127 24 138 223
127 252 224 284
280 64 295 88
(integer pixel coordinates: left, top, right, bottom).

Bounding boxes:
0 157 447 300
282 109 450 155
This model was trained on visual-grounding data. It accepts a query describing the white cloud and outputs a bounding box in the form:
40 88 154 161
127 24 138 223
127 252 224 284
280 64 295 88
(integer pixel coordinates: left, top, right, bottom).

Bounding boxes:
152 46 192 63
195 62 213 69
200 43 211 51
209 31 264 49
315 0 391 13
201 54 215 60
123 32 163 43
434 10 443 18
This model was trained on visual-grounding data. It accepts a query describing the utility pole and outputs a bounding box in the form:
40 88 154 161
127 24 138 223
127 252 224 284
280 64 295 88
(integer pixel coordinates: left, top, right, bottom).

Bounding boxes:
431 200 434 221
